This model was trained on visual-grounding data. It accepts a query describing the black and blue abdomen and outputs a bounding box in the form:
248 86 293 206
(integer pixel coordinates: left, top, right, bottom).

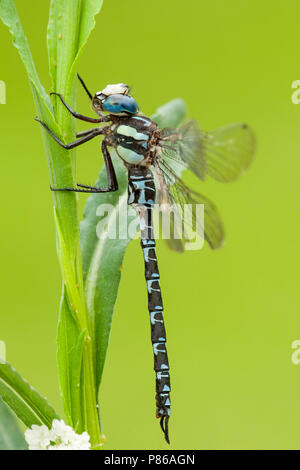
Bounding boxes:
128 166 171 443
114 116 158 165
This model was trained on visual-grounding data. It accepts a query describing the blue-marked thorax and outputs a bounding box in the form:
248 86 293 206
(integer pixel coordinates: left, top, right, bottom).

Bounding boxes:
114 115 157 166
102 94 139 115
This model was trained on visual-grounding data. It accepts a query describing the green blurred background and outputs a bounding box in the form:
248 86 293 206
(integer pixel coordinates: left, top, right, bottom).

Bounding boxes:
1 0 300 450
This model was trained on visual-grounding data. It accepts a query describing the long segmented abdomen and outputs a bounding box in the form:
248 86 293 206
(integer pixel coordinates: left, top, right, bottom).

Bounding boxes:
128 166 171 444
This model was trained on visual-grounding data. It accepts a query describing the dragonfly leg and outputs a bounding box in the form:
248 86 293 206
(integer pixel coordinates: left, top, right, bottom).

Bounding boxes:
50 139 118 193
76 127 101 138
35 118 103 149
75 141 118 192
101 140 118 190
50 92 110 123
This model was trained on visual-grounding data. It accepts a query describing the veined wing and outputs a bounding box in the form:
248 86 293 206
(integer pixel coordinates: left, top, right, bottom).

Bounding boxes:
155 159 224 251
160 121 255 183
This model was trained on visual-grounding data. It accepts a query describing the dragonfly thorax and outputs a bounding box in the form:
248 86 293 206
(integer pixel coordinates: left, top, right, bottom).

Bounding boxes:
111 115 161 167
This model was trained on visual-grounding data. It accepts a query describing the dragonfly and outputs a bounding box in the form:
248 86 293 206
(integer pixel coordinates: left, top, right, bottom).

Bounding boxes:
36 74 255 444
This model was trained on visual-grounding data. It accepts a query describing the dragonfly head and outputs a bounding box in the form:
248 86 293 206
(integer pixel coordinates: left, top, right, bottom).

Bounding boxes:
92 83 139 116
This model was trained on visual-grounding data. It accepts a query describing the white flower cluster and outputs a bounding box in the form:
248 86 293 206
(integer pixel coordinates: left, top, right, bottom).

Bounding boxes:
25 419 91 450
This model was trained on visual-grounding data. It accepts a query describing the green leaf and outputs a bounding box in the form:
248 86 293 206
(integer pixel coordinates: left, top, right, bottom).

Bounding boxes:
0 362 60 429
69 0 103 88
47 0 103 121
0 0 77 251
81 99 187 392
46 0 105 446
0 398 27 450
1 0 104 446
81 152 137 390
57 287 86 432
151 98 186 128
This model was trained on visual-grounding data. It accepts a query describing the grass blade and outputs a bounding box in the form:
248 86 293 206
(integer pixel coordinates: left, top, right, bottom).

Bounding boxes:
81 152 137 389
1 0 105 447
69 0 103 84
57 287 86 432
47 0 103 119
151 98 186 128
0 398 27 450
0 362 60 429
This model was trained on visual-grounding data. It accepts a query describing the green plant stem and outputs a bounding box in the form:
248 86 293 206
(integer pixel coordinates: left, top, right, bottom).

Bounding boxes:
73 246 101 448
51 117 101 448
0 0 104 448
83 339 102 449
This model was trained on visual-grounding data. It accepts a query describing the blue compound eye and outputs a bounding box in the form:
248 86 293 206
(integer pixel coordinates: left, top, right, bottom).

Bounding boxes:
102 94 139 115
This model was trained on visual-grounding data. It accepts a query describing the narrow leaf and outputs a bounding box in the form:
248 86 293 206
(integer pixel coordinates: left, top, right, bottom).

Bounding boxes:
0 398 27 450
47 0 81 119
46 1 104 444
81 152 137 390
151 98 186 128
47 0 59 92
0 0 78 252
0 362 60 429
69 0 103 84
47 0 103 118
57 287 86 432
1 0 103 444
81 100 187 391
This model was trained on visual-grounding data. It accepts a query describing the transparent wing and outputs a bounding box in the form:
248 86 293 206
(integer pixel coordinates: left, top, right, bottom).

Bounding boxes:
204 123 255 182
160 121 255 183
159 121 206 181
155 160 224 251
